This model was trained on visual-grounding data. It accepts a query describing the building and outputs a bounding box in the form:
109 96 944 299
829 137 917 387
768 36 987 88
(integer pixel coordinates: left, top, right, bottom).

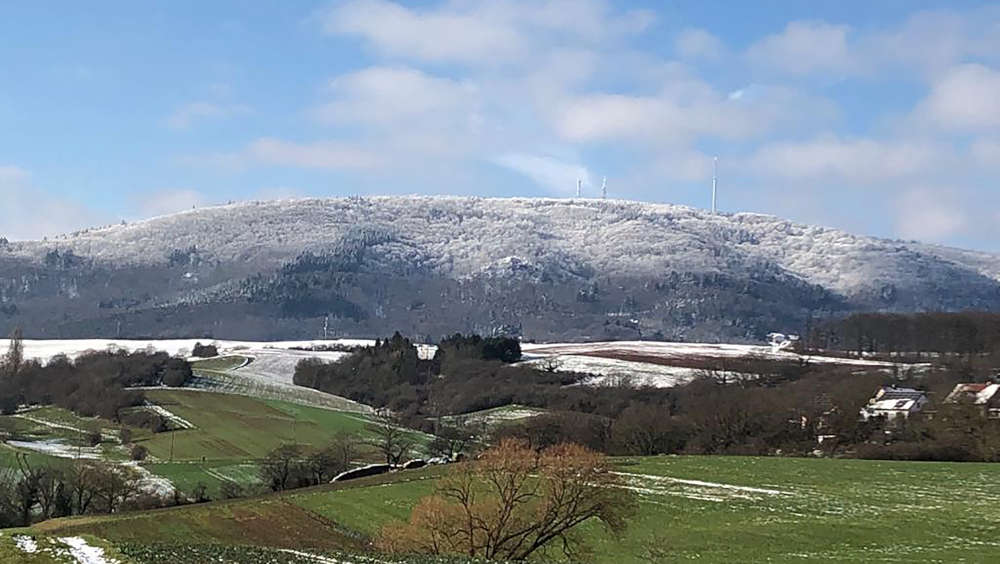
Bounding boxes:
944 383 1000 419
860 386 928 420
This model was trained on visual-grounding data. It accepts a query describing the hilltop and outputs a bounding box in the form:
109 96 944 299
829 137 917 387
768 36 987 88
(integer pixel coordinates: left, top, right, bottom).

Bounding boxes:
2 196 999 341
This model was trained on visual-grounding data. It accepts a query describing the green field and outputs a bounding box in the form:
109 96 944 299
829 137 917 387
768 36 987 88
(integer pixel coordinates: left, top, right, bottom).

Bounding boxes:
139 389 415 462
1 389 430 502
23 456 1000 563
130 389 429 497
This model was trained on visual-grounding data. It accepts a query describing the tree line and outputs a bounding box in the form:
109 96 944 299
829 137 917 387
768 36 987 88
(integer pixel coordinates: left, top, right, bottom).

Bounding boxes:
0 457 166 527
808 312 1000 357
1 329 192 427
296 331 1000 463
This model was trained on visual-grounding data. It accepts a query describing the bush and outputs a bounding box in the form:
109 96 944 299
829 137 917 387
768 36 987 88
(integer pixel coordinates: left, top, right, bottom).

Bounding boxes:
191 342 219 358
120 411 168 433
0 394 18 415
130 444 149 461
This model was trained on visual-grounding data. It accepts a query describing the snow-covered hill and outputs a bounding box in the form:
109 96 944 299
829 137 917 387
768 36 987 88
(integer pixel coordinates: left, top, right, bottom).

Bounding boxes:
9 196 999 294
1 196 998 341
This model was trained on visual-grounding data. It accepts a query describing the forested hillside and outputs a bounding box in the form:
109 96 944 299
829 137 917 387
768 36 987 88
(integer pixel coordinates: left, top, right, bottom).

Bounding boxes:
2 197 999 341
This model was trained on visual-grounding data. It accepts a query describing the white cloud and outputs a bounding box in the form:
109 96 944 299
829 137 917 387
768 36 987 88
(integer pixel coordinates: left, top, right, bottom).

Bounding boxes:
494 153 591 194
319 0 653 65
554 92 754 144
895 188 967 241
746 21 855 76
0 166 107 240
0 165 30 184
747 136 944 182
553 84 833 146
972 138 1000 167
322 0 527 64
742 10 1000 79
865 9 1000 76
915 64 1000 130
137 189 208 218
167 101 251 129
314 67 479 126
675 28 725 60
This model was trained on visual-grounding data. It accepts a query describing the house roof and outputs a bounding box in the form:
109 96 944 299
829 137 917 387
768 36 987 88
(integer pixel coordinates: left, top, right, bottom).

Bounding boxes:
874 386 925 402
868 398 920 412
945 383 1000 405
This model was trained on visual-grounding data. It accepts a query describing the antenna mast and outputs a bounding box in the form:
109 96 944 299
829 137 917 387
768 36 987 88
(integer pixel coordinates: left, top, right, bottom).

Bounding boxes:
576 178 582 198
601 176 607 199
711 156 718 214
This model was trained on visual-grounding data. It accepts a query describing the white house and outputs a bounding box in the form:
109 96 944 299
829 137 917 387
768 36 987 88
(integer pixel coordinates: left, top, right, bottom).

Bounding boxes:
860 386 928 420
944 383 1000 418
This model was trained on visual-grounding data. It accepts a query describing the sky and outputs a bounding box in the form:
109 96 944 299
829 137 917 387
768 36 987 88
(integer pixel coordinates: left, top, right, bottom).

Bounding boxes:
1 1 999 251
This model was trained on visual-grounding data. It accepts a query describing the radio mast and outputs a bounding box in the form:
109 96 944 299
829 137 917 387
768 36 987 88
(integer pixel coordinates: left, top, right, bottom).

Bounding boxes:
711 156 718 214
576 178 582 198
601 176 607 199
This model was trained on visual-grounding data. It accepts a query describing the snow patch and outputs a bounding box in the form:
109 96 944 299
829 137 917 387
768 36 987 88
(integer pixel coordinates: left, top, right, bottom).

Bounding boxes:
58 536 118 564
13 413 91 435
123 462 175 496
11 338 436 366
143 403 194 429
6 439 102 459
278 549 356 564
614 471 788 497
521 354 716 388
13 535 38 554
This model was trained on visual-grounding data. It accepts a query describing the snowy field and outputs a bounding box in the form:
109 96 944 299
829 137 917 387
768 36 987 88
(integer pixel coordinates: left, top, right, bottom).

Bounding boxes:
2 338 928 397
521 340 911 367
520 355 741 388
6 338 378 364
519 340 928 388
6 338 437 364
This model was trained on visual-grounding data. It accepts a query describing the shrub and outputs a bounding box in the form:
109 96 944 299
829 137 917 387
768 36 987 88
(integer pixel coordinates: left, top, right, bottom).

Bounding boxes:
191 342 219 358
130 444 149 461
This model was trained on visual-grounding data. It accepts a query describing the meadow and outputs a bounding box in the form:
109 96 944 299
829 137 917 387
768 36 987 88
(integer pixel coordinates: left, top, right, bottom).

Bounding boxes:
138 390 378 462
0 388 427 500
23 456 1000 563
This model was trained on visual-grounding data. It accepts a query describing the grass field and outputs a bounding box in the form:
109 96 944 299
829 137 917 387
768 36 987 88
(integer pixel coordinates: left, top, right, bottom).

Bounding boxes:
1 389 429 502
139 390 405 462
24 456 1000 563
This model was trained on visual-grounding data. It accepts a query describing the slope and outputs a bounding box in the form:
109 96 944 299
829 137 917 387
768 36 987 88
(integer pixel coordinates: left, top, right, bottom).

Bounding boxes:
27 456 1000 563
2 197 999 341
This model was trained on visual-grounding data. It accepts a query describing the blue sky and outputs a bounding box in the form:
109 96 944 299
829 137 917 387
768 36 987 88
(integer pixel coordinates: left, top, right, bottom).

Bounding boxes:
2 1 999 251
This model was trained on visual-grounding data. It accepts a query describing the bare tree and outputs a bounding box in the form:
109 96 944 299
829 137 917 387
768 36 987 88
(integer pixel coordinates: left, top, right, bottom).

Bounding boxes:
260 443 305 491
368 413 415 465
377 439 636 560
328 431 360 470
428 423 475 460
66 461 100 515
93 463 143 513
